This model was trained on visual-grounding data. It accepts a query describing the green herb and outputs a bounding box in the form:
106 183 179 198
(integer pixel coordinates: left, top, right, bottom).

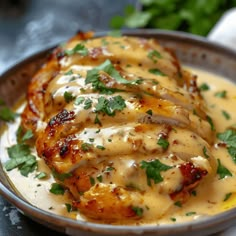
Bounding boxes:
170 217 176 222
52 170 72 181
22 130 34 142
94 114 102 125
146 109 153 116
74 97 85 105
95 128 101 133
217 129 236 163
96 145 105 150
89 138 94 142
89 176 95 186
224 192 232 201
81 143 92 152
65 43 88 56
49 183 65 195
215 90 227 98
222 110 231 120
64 70 73 75
97 175 103 182
199 83 210 91
83 98 92 110
108 138 112 142
85 59 139 94
132 206 143 217
148 68 165 76
157 137 169 150
147 50 162 63
64 91 75 103
206 115 215 131
203 146 210 159
216 159 232 179
105 167 114 172
191 190 197 196
35 172 47 179
174 201 182 207
4 143 37 176
186 211 196 216
0 107 16 122
140 159 172 186
65 203 72 212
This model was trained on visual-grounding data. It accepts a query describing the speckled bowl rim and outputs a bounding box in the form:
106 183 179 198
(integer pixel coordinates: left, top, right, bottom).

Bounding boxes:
1 29 236 236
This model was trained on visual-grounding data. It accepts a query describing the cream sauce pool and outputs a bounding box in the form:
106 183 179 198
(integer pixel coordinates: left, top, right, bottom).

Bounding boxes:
1 67 236 224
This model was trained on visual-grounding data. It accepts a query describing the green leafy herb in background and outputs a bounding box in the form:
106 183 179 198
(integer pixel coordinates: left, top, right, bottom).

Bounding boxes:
110 0 236 36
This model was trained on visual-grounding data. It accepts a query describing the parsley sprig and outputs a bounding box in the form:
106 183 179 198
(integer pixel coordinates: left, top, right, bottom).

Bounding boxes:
140 159 172 186
64 43 88 56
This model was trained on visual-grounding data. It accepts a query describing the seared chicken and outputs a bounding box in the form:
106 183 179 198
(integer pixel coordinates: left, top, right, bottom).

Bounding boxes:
21 32 216 223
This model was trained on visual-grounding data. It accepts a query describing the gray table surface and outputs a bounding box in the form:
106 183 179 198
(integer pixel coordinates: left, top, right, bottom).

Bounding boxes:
0 1 135 235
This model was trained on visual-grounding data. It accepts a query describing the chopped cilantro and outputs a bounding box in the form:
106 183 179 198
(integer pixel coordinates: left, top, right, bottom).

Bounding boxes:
94 114 102 125
83 98 92 110
65 203 72 212
140 159 172 186
81 143 92 152
95 95 126 116
89 176 95 186
147 50 162 63
108 138 112 142
105 167 114 172
96 145 105 150
148 68 166 76
191 190 197 196
222 110 231 120
224 192 232 201
49 183 65 195
89 138 94 142
206 115 215 131
146 109 153 116
216 159 232 179
22 130 34 142
35 172 47 179
215 90 227 98
132 206 143 217
186 212 196 216
157 137 169 150
52 169 72 181
170 217 176 222
64 70 73 75
174 201 182 207
199 83 210 91
74 97 85 105
95 128 101 133
65 43 88 56
203 146 210 159
0 107 16 122
217 129 236 163
64 91 75 103
97 175 103 182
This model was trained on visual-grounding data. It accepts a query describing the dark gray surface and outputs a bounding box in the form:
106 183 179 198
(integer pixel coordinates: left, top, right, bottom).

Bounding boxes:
0 1 136 235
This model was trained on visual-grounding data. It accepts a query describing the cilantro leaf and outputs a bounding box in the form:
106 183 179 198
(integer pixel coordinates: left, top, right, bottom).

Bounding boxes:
19 155 37 176
132 206 144 216
74 97 85 105
215 90 227 98
222 110 231 120
203 146 210 159
0 107 16 122
50 183 65 195
157 137 169 150
83 98 92 110
35 172 47 179
148 68 166 76
65 44 88 56
199 83 210 91
52 169 72 181
140 159 172 186
22 130 34 142
224 192 232 202
64 91 75 103
217 159 232 179
206 115 215 131
147 50 162 63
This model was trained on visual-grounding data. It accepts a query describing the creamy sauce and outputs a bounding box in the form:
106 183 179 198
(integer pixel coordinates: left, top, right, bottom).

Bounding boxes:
1 67 236 224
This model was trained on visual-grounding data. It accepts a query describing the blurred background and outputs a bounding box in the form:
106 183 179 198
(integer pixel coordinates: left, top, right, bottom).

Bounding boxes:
1 0 236 75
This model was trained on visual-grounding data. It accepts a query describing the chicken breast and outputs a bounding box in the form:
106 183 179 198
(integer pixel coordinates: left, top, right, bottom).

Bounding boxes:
21 32 216 223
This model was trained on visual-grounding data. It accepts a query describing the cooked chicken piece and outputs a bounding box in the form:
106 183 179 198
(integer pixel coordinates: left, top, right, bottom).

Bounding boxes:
21 32 216 223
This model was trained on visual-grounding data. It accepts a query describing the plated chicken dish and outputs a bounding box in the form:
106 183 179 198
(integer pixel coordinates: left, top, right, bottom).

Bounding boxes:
2 32 236 225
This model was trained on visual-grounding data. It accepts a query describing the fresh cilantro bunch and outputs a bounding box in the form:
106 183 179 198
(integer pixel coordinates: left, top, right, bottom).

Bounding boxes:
110 0 236 36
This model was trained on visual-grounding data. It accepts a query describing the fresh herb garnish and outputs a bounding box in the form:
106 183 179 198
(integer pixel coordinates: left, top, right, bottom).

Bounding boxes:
74 97 85 105
222 110 231 120
96 145 105 150
64 91 75 103
216 159 232 179
199 83 210 91
89 176 95 186
140 159 172 186
94 114 102 125
174 201 182 207
191 190 197 196
83 98 93 110
206 115 215 131
132 206 143 217
148 68 165 76
0 106 16 122
95 95 126 116
21 130 34 142
186 211 196 216
97 175 103 182
64 43 88 56
35 172 47 179
49 183 65 195
81 143 92 152
224 192 232 201
64 70 73 75
157 137 169 150
217 129 236 163
105 166 114 172
52 169 72 181
215 90 227 98
146 109 153 116
203 146 210 159
147 50 162 63
170 217 176 222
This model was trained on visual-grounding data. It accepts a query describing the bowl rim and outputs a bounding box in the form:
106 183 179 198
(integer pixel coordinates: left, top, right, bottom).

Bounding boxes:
1 29 236 235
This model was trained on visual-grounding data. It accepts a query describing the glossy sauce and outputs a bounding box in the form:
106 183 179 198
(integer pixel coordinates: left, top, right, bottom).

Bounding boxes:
1 67 236 225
